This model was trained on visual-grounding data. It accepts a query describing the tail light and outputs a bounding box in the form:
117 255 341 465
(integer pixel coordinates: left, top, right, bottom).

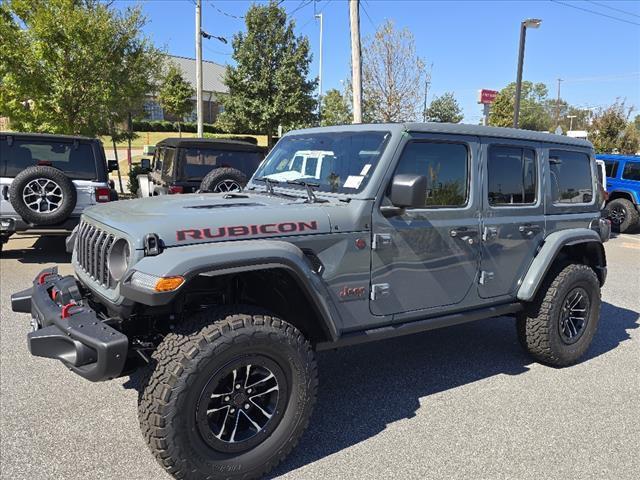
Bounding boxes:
95 186 111 202
168 185 184 194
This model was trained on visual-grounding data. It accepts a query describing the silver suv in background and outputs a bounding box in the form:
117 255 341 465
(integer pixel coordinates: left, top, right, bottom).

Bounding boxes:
0 132 118 251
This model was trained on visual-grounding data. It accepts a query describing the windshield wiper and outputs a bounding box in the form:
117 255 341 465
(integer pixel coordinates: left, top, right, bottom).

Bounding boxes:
253 177 297 199
286 180 327 203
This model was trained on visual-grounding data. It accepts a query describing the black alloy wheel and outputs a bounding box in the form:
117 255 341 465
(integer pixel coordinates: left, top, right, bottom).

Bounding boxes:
558 287 591 345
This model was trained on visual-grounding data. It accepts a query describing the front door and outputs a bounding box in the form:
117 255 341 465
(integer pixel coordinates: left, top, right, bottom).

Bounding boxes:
478 141 545 298
370 135 481 316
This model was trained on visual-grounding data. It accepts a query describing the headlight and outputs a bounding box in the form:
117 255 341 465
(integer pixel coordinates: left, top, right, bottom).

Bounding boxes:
108 238 131 281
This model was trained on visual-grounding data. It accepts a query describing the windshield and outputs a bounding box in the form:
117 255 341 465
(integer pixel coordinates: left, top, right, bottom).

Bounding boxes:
253 131 391 194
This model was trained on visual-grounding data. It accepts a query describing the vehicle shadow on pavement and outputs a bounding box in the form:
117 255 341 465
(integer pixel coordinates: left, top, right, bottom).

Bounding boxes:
267 301 638 477
1 235 71 263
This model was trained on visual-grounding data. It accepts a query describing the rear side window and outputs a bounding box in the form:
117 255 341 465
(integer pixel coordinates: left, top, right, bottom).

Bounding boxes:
179 148 264 181
487 146 537 206
162 148 175 177
549 150 593 204
604 160 618 178
0 138 97 180
394 141 469 208
622 162 640 181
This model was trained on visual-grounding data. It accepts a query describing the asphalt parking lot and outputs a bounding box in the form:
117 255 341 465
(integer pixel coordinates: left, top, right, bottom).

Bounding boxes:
1 233 639 480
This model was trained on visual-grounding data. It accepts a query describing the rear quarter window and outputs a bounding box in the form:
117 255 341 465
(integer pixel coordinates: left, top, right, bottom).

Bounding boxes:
1 138 97 180
622 162 640 181
549 150 593 204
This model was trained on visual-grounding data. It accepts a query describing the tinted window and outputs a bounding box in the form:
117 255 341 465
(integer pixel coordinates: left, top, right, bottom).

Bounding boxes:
179 148 264 181
394 141 468 207
162 147 175 177
604 160 618 178
622 162 640 181
488 146 537 206
1 138 97 180
549 150 593 204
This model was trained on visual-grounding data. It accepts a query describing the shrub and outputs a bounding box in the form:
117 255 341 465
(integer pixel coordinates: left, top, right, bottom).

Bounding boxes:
127 164 151 195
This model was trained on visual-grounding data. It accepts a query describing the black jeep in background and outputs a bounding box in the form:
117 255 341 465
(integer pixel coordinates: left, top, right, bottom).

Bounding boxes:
136 138 266 196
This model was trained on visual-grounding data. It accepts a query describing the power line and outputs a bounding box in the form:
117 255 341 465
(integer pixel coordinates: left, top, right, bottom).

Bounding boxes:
208 1 243 19
361 0 376 29
288 0 314 18
586 0 640 19
550 0 640 26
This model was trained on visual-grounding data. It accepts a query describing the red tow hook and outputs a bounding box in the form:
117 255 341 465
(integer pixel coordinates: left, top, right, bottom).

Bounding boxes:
38 272 54 285
61 302 78 319
50 287 58 301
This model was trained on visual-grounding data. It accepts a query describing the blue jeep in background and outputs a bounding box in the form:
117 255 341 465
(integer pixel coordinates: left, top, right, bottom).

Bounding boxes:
597 154 640 233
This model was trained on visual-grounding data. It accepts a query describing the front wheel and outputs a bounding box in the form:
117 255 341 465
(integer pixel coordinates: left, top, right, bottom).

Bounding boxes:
605 198 640 233
138 307 317 480
517 263 601 367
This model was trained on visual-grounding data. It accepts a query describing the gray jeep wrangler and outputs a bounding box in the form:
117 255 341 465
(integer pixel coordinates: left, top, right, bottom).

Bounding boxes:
11 124 611 480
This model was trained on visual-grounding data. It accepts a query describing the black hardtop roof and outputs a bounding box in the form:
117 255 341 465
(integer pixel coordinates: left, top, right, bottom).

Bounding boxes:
156 137 265 151
1 131 98 142
287 122 593 149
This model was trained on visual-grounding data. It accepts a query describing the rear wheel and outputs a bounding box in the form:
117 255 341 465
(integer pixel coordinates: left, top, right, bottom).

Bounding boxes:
605 198 639 233
138 306 317 480
517 263 601 367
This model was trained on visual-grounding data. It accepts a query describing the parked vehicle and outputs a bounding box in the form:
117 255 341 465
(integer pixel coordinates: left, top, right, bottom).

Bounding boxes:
597 154 640 232
12 123 610 480
0 132 118 250
136 138 266 197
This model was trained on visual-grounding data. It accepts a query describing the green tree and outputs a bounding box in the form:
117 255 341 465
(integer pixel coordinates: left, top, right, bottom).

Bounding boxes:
634 114 640 132
588 100 632 153
425 92 463 123
320 88 351 126
489 81 552 131
0 0 163 136
362 19 426 122
217 1 317 136
158 63 195 136
618 123 640 155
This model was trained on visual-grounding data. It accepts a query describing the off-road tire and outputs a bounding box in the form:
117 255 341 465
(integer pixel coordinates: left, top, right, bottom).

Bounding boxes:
517 263 601 367
8 166 77 225
199 168 247 193
605 198 639 233
138 306 317 480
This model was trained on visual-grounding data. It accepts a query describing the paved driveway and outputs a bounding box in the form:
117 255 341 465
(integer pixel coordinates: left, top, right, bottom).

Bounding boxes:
1 234 638 479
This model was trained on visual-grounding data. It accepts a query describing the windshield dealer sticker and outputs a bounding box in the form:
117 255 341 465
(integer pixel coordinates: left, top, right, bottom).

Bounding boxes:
360 164 372 176
344 175 364 189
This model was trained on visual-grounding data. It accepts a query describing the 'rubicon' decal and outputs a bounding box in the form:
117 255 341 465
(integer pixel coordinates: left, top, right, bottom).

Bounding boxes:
177 221 318 242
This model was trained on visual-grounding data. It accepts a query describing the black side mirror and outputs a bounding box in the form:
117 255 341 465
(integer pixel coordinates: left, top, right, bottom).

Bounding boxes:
107 160 119 172
390 174 427 208
140 158 151 170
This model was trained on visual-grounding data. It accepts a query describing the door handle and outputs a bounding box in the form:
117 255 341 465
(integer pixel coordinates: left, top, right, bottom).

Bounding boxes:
519 224 541 236
450 228 478 245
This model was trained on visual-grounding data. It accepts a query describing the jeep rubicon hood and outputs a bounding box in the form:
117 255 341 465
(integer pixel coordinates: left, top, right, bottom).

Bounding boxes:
82 192 332 248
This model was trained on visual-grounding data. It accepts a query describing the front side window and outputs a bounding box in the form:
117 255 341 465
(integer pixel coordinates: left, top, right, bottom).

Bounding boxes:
549 150 593 204
253 131 391 194
393 141 469 208
487 146 537 206
604 160 618 178
622 162 640 181
1 139 97 180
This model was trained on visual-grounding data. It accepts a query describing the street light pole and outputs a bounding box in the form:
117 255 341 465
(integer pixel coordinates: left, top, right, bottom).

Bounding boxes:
316 13 323 119
195 0 204 138
349 0 363 124
513 18 541 129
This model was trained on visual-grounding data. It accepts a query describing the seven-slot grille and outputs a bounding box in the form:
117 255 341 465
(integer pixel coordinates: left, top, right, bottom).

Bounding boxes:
76 220 115 287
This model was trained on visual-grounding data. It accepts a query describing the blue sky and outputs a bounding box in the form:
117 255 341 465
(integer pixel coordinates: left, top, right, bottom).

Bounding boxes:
116 0 640 123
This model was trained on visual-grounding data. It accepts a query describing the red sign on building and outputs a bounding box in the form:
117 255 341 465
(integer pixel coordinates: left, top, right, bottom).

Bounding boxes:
478 89 498 104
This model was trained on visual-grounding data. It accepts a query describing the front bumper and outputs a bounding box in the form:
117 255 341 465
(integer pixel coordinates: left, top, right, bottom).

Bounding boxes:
11 267 128 382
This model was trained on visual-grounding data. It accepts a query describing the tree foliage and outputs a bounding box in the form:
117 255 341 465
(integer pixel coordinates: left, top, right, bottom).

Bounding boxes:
489 81 551 131
362 19 426 123
320 88 352 126
158 63 194 123
588 100 634 153
425 92 463 123
618 123 640 155
217 1 317 136
0 0 163 136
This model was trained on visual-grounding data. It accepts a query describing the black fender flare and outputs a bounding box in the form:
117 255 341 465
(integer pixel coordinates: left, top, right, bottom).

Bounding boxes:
121 239 341 342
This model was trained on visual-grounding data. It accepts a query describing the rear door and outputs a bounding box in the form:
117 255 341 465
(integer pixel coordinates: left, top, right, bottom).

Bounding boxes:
479 140 545 298
370 133 481 316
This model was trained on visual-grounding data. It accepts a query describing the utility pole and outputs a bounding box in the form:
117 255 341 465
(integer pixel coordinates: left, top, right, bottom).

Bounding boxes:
555 78 563 128
195 0 204 138
422 63 433 122
349 0 362 124
316 12 323 119
513 19 541 128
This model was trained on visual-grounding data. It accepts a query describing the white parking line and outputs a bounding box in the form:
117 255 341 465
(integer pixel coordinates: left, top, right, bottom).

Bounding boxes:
618 234 640 242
